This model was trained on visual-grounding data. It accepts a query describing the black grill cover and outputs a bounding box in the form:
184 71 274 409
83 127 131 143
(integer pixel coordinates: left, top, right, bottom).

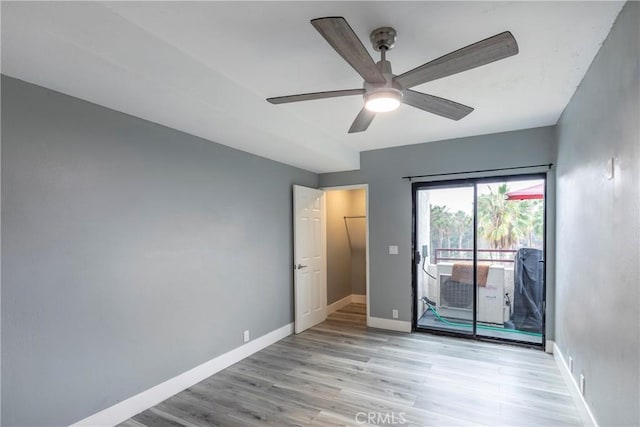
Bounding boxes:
512 248 544 333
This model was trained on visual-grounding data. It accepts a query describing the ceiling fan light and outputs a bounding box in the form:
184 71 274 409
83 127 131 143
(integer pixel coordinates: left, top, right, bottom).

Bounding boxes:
364 90 402 113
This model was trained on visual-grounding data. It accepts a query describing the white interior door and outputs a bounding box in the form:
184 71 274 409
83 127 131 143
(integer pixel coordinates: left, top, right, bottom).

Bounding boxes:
293 185 327 334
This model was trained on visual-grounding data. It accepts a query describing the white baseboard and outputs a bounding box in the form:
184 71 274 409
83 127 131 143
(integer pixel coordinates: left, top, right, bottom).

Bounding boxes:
545 339 554 354
327 294 367 314
351 294 366 304
552 343 598 427
70 323 294 427
327 295 352 314
368 316 411 333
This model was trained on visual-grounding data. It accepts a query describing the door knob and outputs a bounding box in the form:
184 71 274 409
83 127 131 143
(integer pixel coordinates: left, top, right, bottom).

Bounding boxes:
296 264 308 270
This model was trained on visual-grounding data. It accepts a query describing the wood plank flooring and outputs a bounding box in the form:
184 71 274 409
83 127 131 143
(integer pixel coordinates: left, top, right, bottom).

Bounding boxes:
120 304 582 426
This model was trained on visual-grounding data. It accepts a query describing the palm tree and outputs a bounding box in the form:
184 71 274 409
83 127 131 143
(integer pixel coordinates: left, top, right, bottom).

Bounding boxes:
529 200 544 247
513 199 544 247
477 184 522 253
516 200 534 247
533 200 544 237
430 204 452 261
452 210 472 257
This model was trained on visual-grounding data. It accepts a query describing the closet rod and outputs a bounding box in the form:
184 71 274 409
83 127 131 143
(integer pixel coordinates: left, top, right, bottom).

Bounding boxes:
344 215 366 219
402 163 553 181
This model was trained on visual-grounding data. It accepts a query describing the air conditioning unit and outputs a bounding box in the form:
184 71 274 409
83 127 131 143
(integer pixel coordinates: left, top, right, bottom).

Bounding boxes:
436 262 511 325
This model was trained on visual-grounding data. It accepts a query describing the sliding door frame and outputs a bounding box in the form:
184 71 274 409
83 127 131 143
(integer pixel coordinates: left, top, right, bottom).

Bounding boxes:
411 173 547 349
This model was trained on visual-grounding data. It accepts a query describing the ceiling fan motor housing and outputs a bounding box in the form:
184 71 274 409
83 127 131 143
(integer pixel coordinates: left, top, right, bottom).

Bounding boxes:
364 60 402 90
363 59 403 107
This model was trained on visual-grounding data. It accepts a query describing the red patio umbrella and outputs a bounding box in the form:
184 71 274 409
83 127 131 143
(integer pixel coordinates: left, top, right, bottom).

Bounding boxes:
506 183 544 200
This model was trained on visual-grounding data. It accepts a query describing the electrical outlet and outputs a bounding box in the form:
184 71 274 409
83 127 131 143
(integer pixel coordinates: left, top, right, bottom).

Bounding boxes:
392 309 399 319
569 357 573 373
579 374 585 395
243 330 250 343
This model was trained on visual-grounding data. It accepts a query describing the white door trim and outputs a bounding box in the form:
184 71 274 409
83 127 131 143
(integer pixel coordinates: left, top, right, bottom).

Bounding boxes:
321 184 371 328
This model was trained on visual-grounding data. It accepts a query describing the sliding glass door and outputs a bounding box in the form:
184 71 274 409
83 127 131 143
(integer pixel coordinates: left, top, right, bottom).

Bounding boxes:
414 182 475 336
474 178 545 344
413 175 546 346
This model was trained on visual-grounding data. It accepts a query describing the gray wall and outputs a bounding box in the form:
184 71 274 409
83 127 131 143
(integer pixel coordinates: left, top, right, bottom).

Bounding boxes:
326 189 366 304
555 2 639 426
319 127 556 326
1 76 317 426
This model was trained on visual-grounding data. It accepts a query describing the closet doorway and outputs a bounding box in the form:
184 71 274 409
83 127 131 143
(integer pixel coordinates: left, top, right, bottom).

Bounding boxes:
323 185 369 321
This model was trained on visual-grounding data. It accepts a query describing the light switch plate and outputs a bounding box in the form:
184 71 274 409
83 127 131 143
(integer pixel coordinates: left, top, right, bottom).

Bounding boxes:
389 245 398 255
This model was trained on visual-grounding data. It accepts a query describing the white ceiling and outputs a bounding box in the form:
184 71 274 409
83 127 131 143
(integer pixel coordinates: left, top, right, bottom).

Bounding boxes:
1 1 624 173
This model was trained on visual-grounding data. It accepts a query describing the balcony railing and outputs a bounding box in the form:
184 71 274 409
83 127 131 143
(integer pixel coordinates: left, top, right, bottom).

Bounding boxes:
434 248 517 264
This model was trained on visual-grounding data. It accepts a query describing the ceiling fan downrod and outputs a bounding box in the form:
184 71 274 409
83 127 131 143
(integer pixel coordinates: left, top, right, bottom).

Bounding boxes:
366 27 395 78
364 26 402 112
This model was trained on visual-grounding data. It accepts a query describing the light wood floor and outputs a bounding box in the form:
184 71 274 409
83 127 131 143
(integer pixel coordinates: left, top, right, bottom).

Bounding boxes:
120 304 582 426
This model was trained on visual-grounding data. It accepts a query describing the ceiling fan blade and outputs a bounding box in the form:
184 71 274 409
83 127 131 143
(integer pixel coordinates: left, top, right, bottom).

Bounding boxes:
402 90 474 121
395 31 519 89
311 17 386 85
348 108 376 133
267 89 364 104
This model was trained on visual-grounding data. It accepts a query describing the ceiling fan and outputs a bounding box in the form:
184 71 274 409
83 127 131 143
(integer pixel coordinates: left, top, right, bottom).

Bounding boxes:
267 17 519 133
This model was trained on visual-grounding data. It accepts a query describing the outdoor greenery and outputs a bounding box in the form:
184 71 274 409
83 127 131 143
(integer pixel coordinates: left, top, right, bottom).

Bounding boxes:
430 184 543 262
